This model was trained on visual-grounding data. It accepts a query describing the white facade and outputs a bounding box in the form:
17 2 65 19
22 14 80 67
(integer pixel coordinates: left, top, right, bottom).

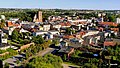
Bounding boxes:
43 25 50 31
48 31 59 35
82 31 99 38
104 32 111 38
53 25 61 29
2 39 7 44
33 31 47 36
116 18 120 24
20 28 29 33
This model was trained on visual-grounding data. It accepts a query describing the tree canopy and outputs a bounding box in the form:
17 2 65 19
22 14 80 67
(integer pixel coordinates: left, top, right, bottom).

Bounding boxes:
25 54 63 68
32 35 45 44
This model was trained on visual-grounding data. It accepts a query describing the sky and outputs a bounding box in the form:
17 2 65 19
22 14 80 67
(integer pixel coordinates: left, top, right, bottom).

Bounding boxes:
0 0 120 10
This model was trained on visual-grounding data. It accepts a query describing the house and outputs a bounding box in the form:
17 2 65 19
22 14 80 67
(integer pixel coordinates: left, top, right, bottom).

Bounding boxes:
44 34 53 39
51 24 61 30
59 22 71 28
83 35 100 46
9 18 19 21
19 28 29 33
43 24 50 31
48 30 60 35
78 31 86 37
63 35 74 39
22 24 35 29
0 30 7 46
33 30 48 36
58 46 74 58
60 41 68 48
2 27 15 35
70 38 84 43
82 30 99 38
39 26 43 31
104 32 111 38
6 21 21 28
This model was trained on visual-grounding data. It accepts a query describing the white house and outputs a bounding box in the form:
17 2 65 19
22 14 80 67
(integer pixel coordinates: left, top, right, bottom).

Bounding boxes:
43 24 50 31
116 18 120 24
33 31 48 36
82 30 99 38
48 30 60 35
52 24 61 30
19 28 29 33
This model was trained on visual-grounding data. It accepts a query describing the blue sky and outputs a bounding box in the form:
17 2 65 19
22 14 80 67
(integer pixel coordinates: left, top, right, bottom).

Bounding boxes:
0 0 120 10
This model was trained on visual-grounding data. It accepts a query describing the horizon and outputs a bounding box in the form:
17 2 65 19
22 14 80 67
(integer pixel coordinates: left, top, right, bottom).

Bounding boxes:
0 8 120 11
0 0 120 10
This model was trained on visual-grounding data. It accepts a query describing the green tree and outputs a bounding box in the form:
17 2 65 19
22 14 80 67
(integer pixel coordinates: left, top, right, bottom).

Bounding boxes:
66 28 71 34
4 62 9 68
32 35 44 44
25 54 63 68
52 38 59 45
0 22 5 28
3 34 8 39
1 19 5 23
83 63 97 68
11 29 19 40
108 15 115 22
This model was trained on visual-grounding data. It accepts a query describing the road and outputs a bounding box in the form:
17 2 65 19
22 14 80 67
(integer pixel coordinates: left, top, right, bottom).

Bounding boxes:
3 48 55 68
62 63 80 68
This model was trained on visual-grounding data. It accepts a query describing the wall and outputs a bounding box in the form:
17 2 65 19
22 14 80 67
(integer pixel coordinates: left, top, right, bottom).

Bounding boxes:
20 42 34 50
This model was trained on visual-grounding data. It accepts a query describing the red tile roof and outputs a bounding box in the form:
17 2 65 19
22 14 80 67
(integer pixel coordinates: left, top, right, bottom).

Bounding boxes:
7 21 13 27
99 22 118 27
7 21 20 27
63 35 74 39
79 31 86 36
98 27 104 31
111 28 119 32
79 22 87 25
59 22 71 27
104 41 116 46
